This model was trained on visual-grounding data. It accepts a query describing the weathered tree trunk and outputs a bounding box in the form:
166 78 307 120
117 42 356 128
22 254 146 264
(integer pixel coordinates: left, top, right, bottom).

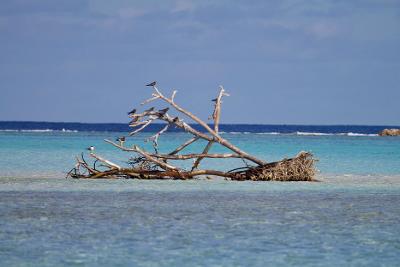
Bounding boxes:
67 83 317 181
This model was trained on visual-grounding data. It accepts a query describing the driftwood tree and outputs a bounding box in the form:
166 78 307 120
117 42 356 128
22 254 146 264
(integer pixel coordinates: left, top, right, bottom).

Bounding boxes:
67 83 316 181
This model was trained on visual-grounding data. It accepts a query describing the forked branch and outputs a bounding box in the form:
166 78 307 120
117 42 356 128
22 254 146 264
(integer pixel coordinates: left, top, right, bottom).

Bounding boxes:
67 82 316 181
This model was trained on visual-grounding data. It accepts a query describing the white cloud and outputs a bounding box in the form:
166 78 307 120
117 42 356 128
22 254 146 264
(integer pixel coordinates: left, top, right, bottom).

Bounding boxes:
307 22 338 39
171 0 197 13
117 7 147 19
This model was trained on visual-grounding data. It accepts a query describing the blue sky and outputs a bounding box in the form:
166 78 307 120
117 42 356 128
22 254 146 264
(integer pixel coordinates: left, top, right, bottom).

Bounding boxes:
0 0 399 125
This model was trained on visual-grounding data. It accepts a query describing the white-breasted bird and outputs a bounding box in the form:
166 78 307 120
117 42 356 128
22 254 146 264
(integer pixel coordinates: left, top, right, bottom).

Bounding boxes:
116 136 126 146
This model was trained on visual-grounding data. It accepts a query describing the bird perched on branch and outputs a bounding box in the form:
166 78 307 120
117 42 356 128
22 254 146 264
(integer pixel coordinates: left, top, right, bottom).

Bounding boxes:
146 81 156 87
116 136 126 146
172 117 179 123
86 146 95 152
144 107 155 113
128 108 136 115
211 98 217 102
129 117 140 124
158 107 169 115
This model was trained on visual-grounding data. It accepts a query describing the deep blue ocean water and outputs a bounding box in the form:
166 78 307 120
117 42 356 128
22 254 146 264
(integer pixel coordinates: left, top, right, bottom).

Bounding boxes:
1 120 398 135
0 122 399 266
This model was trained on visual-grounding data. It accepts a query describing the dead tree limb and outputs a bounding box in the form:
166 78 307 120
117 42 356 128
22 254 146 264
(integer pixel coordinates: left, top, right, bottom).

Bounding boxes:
192 87 229 170
148 85 266 165
67 82 316 181
89 153 121 170
168 137 199 155
104 139 242 160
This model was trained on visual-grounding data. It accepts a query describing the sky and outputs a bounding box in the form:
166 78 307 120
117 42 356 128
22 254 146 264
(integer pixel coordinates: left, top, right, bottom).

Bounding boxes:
0 0 399 125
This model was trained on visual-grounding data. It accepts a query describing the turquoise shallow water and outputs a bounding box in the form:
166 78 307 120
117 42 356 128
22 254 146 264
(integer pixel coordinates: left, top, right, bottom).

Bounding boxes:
1 177 400 266
0 131 400 266
0 131 399 177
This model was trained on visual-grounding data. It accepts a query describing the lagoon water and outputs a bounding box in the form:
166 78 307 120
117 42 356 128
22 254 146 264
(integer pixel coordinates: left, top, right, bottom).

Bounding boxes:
0 126 399 266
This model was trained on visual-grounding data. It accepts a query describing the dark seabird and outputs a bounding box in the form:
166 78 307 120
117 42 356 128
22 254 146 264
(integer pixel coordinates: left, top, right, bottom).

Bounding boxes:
146 81 157 87
158 107 169 115
172 117 179 123
211 98 217 102
128 108 136 115
116 136 126 146
116 136 126 142
144 107 155 113
129 117 139 124
86 146 95 151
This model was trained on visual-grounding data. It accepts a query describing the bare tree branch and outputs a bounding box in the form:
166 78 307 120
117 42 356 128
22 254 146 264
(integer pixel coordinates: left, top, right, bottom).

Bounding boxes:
133 145 179 170
191 141 213 171
89 153 121 170
154 153 242 160
168 137 199 155
129 117 156 136
152 85 219 137
141 96 160 105
67 83 315 181
104 139 241 160
104 139 179 171
147 123 170 153
192 87 229 170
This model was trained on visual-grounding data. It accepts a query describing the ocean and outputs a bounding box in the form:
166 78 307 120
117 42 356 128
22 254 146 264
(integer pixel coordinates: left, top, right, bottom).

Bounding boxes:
0 122 399 266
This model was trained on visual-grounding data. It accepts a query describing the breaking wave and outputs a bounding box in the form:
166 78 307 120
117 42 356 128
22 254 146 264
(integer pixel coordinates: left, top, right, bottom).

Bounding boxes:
0 128 78 133
222 131 379 136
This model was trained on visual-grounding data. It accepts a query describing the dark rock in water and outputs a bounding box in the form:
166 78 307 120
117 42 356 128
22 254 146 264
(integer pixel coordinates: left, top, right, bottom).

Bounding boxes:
379 129 400 136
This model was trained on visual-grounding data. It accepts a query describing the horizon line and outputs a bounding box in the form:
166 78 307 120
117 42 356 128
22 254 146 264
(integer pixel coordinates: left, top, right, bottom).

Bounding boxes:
0 120 398 127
